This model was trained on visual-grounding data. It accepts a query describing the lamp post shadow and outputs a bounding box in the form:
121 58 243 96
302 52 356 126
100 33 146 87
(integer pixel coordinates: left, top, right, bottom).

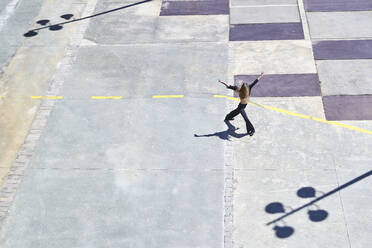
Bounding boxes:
24 0 152 37
264 170 371 239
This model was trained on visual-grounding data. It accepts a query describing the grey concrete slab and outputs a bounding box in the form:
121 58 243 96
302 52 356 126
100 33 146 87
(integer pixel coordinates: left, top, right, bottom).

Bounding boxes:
84 1 228 43
323 95 372 120
84 0 159 44
231 0 297 6
230 6 300 24
155 15 229 42
233 170 349 247
231 99 372 247
231 97 340 170
313 40 372 60
229 41 317 75
304 0 372 12
307 12 372 40
335 169 372 248
330 121 372 164
1 1 229 247
160 0 229 15
1 17 229 246
61 43 228 98
317 60 372 96
235 73 321 97
29 98 226 170
25 40 228 170
336 169 372 202
164 0 215 1
0 169 224 248
344 213 372 248
233 93 372 244
230 23 304 41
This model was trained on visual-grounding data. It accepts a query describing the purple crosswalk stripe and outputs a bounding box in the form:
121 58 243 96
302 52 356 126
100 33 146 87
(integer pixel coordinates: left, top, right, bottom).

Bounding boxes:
160 0 229 16
304 0 372 12
313 40 372 60
323 95 372 120
229 23 304 41
234 74 321 97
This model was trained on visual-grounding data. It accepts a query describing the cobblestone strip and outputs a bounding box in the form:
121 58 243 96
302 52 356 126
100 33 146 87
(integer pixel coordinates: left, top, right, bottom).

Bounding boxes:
224 137 234 248
225 37 235 246
0 0 99 228
223 98 235 248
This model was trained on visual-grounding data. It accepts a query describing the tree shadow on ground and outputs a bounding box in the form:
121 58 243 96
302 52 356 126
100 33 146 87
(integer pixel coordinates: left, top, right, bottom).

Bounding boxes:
194 120 248 141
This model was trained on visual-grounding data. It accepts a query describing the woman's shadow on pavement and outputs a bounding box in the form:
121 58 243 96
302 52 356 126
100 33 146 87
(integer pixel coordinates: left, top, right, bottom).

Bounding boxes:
194 120 248 141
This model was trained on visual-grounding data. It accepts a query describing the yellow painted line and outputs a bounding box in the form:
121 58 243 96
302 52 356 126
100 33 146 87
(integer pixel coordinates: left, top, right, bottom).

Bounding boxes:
214 95 372 135
91 96 123 99
152 95 184 99
31 96 63 99
213 95 239 101
326 121 372 135
213 94 227 98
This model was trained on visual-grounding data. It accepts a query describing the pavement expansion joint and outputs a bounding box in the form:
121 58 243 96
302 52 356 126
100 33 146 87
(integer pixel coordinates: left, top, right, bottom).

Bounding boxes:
232 5 298 8
92 41 230 46
91 96 123 99
312 37 372 41
31 167 224 172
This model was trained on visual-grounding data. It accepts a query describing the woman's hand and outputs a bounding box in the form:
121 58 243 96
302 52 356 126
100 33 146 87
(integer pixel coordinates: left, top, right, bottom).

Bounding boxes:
219 80 229 88
258 72 264 80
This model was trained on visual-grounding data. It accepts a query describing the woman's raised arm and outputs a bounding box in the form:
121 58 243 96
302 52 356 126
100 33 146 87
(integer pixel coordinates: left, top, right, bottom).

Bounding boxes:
219 80 237 90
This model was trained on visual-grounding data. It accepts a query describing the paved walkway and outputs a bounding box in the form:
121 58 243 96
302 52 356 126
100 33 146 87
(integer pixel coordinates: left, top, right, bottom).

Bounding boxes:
0 0 371 247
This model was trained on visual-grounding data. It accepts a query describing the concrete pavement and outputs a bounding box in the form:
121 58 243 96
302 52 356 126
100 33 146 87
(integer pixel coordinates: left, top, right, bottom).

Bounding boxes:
0 0 371 247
